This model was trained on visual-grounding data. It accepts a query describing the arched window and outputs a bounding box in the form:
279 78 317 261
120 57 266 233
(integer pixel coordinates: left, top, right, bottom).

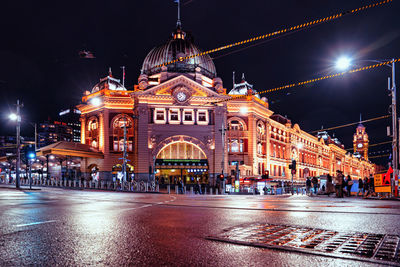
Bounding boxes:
228 120 244 131
86 117 99 148
231 139 239 152
112 115 133 152
257 122 265 135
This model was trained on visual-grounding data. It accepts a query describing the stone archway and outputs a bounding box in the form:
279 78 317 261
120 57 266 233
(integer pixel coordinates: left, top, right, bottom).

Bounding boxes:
152 135 211 185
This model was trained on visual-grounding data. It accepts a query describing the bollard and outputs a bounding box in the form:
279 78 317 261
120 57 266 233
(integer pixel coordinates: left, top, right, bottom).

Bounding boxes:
167 184 170 194
113 182 117 190
175 185 178 194
190 187 194 194
216 188 219 195
156 184 159 192
145 182 148 192
101 181 104 189
210 187 213 195
68 180 72 187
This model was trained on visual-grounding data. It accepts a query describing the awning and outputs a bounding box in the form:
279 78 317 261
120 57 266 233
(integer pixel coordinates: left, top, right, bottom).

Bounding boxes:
36 141 104 159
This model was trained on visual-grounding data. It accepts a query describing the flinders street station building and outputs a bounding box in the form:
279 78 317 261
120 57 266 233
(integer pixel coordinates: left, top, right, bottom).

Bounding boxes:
72 24 374 185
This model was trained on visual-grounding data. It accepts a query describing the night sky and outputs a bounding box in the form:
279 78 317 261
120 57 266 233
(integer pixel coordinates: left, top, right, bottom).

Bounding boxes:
1 0 399 164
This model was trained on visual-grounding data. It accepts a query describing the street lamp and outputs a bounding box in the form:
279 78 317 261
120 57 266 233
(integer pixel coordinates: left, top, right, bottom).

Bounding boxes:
335 57 397 196
9 113 18 121
8 100 23 189
335 56 351 71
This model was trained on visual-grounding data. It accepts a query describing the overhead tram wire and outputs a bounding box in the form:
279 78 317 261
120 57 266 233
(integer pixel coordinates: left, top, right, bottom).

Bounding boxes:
155 0 393 68
211 58 400 104
369 154 390 159
308 115 391 134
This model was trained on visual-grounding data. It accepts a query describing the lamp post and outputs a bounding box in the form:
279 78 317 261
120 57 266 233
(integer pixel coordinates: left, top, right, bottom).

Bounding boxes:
9 100 23 189
335 57 397 197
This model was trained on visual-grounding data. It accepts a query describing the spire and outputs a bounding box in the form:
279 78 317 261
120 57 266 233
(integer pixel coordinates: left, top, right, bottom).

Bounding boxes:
232 71 235 88
241 73 246 82
175 0 181 29
108 67 113 77
360 113 362 123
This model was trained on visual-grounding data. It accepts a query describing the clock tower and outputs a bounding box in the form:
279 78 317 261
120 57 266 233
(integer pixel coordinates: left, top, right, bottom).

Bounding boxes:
353 116 369 160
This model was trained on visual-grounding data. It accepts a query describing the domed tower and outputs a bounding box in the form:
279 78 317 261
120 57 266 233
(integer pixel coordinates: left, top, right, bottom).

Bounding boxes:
353 115 369 160
137 25 224 93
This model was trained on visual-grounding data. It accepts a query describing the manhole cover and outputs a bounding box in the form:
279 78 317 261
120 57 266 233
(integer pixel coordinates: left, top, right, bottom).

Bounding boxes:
207 223 400 266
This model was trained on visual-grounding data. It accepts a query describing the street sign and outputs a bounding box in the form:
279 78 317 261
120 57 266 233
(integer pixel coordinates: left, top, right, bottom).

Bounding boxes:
374 172 391 193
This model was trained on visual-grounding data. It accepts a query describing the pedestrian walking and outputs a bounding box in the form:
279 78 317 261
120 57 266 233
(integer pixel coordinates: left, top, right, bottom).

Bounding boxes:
346 175 353 197
335 171 343 198
341 173 346 197
306 177 312 195
326 174 335 197
369 174 375 197
357 178 364 196
311 177 318 195
363 177 369 196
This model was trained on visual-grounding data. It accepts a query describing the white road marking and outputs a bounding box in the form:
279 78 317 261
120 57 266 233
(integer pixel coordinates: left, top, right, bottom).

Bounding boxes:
120 196 177 211
16 220 57 227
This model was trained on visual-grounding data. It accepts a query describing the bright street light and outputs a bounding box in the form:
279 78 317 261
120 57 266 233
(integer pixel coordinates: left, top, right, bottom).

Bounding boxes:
90 97 102 107
9 113 18 121
335 56 351 70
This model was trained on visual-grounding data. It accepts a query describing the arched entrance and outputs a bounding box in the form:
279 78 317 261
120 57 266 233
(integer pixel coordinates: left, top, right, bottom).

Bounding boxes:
155 141 209 185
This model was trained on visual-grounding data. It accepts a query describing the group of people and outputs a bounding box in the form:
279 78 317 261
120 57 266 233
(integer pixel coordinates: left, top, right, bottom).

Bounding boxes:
306 171 375 198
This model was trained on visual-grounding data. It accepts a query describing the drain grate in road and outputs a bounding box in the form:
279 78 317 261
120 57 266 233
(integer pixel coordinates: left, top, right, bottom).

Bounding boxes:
207 223 400 266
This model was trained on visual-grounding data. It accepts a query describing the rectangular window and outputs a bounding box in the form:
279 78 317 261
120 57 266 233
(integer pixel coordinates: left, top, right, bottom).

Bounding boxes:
156 111 164 120
197 110 209 125
184 111 192 121
170 110 179 121
198 112 206 121
168 109 180 124
154 108 166 124
239 139 243 152
183 109 194 125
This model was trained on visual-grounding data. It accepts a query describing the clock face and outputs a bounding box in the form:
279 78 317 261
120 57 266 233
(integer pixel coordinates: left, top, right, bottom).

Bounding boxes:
176 92 187 102
357 143 363 148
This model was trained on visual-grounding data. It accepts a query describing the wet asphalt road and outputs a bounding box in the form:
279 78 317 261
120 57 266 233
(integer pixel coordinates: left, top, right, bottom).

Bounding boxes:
1 187 400 266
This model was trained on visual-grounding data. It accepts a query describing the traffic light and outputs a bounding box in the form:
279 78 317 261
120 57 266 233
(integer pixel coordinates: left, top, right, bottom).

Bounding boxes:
24 144 36 160
218 174 224 180
292 160 296 170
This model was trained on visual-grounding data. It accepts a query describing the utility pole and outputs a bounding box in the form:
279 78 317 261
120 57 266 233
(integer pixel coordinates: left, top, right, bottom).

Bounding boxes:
34 123 37 151
390 59 397 197
219 122 227 193
15 100 23 189
122 118 128 186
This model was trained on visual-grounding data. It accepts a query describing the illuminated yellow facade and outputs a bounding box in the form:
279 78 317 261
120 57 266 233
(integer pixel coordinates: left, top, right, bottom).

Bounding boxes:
77 26 374 183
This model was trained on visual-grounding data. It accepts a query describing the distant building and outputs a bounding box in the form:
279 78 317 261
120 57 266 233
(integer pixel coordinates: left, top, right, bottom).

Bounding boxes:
59 108 81 143
38 121 73 148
